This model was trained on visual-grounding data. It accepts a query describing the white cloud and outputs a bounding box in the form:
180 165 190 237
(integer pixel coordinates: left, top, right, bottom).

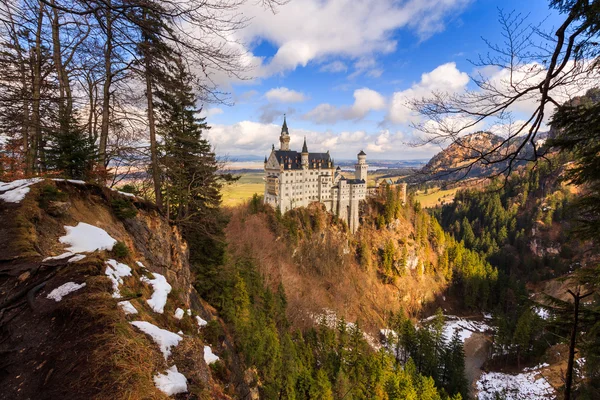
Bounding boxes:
199 108 224 119
387 62 469 124
237 0 472 77
320 61 348 73
304 88 386 124
265 87 308 103
205 120 438 159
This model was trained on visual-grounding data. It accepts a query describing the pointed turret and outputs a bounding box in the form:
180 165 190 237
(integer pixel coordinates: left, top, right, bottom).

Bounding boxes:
279 116 290 150
301 136 309 169
282 114 289 135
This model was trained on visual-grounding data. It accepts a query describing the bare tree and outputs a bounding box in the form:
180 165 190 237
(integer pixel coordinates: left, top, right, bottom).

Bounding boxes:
410 1 600 179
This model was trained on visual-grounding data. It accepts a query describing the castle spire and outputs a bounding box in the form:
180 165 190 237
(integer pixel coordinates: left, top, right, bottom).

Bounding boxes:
279 116 290 150
302 136 308 153
281 114 289 135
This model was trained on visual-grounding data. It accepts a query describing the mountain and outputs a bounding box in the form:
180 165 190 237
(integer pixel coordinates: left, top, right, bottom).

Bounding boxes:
420 131 544 181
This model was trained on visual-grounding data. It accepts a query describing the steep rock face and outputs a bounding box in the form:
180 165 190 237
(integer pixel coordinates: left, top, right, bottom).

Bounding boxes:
0 180 236 400
422 131 534 180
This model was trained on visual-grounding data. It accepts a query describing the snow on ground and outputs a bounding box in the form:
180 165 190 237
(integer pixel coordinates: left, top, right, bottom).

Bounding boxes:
174 308 185 320
67 254 86 263
43 251 75 261
140 272 171 314
0 186 32 203
59 222 117 253
0 178 44 203
204 345 219 365
117 190 136 198
534 306 550 320
46 282 86 302
441 316 492 343
153 365 188 396
52 178 86 185
476 367 554 400
118 301 138 315
130 321 183 360
105 259 132 298
196 316 208 327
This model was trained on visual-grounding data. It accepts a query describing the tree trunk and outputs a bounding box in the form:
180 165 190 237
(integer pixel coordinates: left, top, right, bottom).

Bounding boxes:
30 1 45 173
50 3 73 131
142 10 162 209
98 1 113 173
7 10 31 174
564 289 593 400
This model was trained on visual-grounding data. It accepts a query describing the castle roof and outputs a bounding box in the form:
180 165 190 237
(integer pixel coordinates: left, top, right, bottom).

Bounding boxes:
358 150 366 156
302 137 308 153
273 150 332 170
347 179 365 184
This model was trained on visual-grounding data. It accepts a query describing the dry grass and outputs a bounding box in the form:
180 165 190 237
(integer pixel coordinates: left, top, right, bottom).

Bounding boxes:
413 186 460 208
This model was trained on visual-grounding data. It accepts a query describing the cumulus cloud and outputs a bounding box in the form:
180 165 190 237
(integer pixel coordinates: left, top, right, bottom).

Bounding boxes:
304 88 386 124
265 87 308 103
237 0 472 77
205 120 438 159
387 62 469 124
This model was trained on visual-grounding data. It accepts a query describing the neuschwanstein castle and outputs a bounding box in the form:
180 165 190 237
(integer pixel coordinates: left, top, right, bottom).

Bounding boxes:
264 118 368 232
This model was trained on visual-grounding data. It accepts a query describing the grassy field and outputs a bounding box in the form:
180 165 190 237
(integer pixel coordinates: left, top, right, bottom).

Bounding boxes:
413 187 460 208
221 171 264 207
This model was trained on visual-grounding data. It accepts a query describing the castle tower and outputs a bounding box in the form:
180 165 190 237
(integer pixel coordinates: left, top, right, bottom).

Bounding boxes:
355 150 368 181
301 137 309 169
279 115 290 150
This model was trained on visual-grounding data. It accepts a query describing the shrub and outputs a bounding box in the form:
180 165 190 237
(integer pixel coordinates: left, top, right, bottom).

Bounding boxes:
111 198 138 220
112 241 130 259
117 184 138 195
38 184 68 209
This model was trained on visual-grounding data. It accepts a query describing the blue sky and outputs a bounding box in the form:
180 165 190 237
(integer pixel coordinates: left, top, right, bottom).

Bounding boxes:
201 0 566 161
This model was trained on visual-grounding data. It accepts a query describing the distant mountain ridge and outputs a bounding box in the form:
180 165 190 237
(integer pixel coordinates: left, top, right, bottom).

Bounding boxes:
421 131 547 181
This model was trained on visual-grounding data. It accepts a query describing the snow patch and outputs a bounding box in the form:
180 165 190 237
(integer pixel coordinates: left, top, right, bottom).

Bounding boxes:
46 282 86 302
204 346 219 365
118 190 136 198
441 316 492 343
59 222 117 253
476 369 554 399
118 301 138 315
43 252 75 262
174 308 185 320
68 254 86 263
105 259 132 298
130 321 182 360
196 316 208 328
153 365 188 396
140 272 171 314
52 178 86 185
0 178 44 203
534 307 550 320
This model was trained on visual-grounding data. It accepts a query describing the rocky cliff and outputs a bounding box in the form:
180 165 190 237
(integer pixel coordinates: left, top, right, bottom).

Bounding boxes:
0 179 241 400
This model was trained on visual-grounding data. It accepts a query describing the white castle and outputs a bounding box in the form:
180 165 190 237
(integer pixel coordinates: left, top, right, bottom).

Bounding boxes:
263 117 368 232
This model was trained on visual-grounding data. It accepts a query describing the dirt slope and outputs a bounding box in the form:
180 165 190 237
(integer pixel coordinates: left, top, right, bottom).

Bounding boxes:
0 180 243 400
